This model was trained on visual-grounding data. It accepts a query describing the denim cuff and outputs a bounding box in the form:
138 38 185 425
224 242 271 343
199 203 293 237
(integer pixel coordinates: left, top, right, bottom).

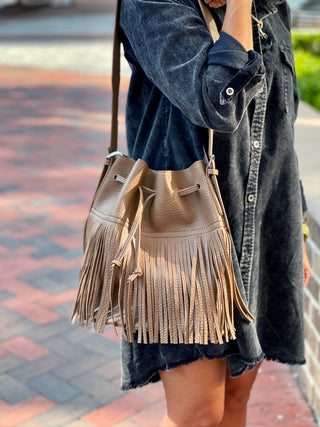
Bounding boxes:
207 32 250 70
207 32 265 105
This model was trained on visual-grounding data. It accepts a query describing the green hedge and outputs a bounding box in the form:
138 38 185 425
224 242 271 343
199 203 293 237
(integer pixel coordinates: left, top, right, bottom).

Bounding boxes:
292 32 320 57
292 32 320 111
294 50 320 110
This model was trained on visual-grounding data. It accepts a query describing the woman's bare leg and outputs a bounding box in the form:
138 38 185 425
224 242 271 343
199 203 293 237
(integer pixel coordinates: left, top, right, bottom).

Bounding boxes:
159 358 226 427
219 361 262 427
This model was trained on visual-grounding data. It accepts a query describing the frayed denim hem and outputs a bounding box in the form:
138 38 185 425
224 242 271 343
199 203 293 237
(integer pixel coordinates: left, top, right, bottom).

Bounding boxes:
264 355 306 366
121 354 225 391
227 353 265 378
120 352 306 390
121 352 264 391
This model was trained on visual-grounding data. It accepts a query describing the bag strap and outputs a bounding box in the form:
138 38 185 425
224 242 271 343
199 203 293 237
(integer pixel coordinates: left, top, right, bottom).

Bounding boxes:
109 0 121 154
197 0 219 158
109 0 220 157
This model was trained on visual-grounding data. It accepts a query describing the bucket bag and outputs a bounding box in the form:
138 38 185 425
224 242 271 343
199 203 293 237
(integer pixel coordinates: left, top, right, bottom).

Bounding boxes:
71 0 254 345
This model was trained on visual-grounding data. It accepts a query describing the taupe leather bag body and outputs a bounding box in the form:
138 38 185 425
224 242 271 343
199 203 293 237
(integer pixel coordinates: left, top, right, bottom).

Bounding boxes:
71 0 254 345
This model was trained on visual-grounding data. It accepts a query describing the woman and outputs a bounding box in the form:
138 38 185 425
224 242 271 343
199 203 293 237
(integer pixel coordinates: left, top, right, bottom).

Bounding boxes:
118 0 312 425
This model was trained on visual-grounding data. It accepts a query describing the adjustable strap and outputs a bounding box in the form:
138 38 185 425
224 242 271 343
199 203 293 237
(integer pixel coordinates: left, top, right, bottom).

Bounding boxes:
109 0 121 154
108 0 220 157
197 0 219 44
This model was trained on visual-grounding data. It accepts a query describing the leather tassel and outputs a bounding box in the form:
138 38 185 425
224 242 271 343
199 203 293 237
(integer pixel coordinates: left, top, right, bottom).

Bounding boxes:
71 215 254 345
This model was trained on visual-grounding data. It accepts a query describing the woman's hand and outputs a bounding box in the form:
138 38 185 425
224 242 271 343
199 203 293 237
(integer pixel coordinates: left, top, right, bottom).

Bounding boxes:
204 0 226 8
303 241 312 287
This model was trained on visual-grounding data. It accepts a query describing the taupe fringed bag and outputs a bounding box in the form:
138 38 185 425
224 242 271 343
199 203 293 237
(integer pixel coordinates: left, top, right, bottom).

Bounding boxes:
71 0 254 345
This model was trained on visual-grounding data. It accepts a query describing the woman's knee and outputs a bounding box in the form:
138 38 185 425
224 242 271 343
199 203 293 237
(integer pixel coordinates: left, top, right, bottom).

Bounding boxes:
224 363 261 410
160 358 226 427
190 401 224 426
166 400 224 427
225 386 251 410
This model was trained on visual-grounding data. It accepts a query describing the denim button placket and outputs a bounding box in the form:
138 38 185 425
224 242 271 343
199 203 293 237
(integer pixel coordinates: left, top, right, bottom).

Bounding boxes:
253 140 260 149
240 80 267 299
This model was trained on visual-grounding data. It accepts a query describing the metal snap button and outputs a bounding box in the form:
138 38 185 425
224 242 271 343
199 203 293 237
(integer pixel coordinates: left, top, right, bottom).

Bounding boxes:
253 141 260 149
248 194 255 202
226 87 234 96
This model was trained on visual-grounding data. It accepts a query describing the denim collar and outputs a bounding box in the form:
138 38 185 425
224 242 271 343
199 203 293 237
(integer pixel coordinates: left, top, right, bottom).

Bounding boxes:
211 0 282 53
255 0 284 20
211 0 283 29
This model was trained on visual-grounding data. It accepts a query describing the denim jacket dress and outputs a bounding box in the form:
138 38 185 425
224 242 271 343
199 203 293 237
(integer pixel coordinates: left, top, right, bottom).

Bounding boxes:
119 0 306 389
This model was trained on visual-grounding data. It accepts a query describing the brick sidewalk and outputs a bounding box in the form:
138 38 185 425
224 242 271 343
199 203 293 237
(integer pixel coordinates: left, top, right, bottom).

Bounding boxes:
0 66 317 426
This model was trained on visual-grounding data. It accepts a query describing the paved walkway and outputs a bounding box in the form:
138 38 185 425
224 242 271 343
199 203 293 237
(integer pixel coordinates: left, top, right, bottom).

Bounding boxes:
0 2 318 426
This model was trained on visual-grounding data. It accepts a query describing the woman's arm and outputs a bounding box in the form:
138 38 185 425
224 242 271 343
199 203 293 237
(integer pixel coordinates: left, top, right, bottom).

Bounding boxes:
205 0 253 50
303 241 312 287
121 0 264 131
222 0 253 51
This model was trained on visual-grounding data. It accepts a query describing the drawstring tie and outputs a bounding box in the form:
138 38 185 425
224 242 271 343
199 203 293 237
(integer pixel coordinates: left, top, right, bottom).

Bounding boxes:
111 177 202 277
109 178 202 339
110 184 155 337
111 185 155 275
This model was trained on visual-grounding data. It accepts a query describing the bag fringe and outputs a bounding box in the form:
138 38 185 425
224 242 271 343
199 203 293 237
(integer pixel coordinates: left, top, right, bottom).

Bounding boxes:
71 216 254 344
